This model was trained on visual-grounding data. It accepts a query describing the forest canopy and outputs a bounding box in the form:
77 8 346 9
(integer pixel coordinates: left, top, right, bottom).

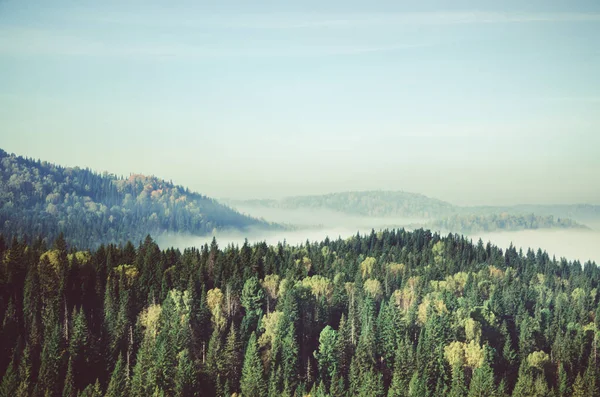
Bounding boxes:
0 149 276 249
0 228 598 397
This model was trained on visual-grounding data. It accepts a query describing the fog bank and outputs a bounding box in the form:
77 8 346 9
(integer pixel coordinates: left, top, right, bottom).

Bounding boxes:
159 227 600 266
467 229 600 264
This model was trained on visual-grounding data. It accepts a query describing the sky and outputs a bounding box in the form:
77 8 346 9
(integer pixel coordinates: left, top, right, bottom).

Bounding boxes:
1 0 599 206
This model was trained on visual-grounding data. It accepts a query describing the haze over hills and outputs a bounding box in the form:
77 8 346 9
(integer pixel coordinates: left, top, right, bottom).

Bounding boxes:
0 149 277 248
224 190 597 232
226 191 455 219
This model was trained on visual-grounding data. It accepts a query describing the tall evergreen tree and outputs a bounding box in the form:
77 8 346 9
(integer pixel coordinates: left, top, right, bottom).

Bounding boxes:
240 332 266 397
105 354 128 397
174 349 197 397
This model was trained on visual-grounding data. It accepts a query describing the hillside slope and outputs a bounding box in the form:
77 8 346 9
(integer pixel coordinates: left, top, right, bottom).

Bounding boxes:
430 213 588 234
227 190 457 219
227 191 592 233
0 149 274 248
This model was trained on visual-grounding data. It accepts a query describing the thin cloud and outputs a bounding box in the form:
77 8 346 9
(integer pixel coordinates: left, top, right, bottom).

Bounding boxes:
74 10 600 30
0 26 431 59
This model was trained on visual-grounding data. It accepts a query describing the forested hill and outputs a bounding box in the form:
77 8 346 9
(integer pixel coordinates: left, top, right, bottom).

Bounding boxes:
465 204 600 227
0 230 599 397
227 191 598 232
0 149 274 248
431 213 588 234
227 190 456 218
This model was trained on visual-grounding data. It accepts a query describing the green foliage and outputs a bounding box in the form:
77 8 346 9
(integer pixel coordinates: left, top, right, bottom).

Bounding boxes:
467 348 496 397
432 213 587 234
0 228 598 397
79 380 102 397
0 149 276 248
315 325 338 389
174 349 197 397
0 359 18 397
241 332 266 397
105 354 128 397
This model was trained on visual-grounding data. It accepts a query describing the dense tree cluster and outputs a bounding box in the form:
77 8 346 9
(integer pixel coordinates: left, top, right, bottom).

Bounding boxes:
431 213 586 234
1 228 599 396
0 149 274 249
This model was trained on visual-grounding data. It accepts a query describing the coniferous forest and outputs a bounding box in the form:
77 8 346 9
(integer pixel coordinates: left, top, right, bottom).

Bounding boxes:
0 149 274 249
3 1 600 396
1 229 599 397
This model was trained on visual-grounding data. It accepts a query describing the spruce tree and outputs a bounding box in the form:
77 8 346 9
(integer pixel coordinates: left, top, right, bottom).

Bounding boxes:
223 323 241 392
174 349 197 397
62 358 76 397
572 373 585 397
0 358 18 397
314 325 338 389
557 362 569 397
448 364 467 397
105 354 128 397
467 348 496 397
240 332 266 397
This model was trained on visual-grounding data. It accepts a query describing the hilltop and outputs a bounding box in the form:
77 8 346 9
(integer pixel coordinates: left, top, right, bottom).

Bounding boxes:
0 149 276 248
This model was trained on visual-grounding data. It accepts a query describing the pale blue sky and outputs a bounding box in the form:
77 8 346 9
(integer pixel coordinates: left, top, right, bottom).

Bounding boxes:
1 0 599 205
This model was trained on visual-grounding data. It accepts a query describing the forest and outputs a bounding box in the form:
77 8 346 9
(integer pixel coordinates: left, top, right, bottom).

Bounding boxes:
430 213 587 234
226 191 456 219
0 149 274 249
226 191 599 234
0 228 599 397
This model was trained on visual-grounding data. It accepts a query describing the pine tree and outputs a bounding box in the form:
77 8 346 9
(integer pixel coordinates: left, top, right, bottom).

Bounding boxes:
583 351 599 396
130 332 156 397
572 374 585 397
223 323 241 392
280 323 299 393
408 371 426 397
38 323 63 397
356 369 384 397
0 358 18 397
105 353 128 397
174 349 197 397
330 370 345 397
388 340 415 397
69 308 89 390
78 379 103 397
448 364 467 397
512 362 535 397
240 332 266 397
533 375 549 397
377 300 399 367
557 362 570 397
314 325 338 389
62 358 76 397
500 321 517 388
335 314 353 383
16 344 32 397
241 277 265 340
206 327 224 379
467 348 496 397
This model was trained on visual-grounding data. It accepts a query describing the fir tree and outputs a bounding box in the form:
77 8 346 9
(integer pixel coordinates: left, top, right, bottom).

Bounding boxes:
105 354 128 397
240 332 266 397
0 358 18 397
174 349 197 397
62 358 76 397
467 351 496 397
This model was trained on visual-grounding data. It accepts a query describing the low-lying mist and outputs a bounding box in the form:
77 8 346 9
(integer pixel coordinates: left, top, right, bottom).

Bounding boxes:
232 205 426 229
158 206 425 249
158 206 600 265
466 229 600 265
